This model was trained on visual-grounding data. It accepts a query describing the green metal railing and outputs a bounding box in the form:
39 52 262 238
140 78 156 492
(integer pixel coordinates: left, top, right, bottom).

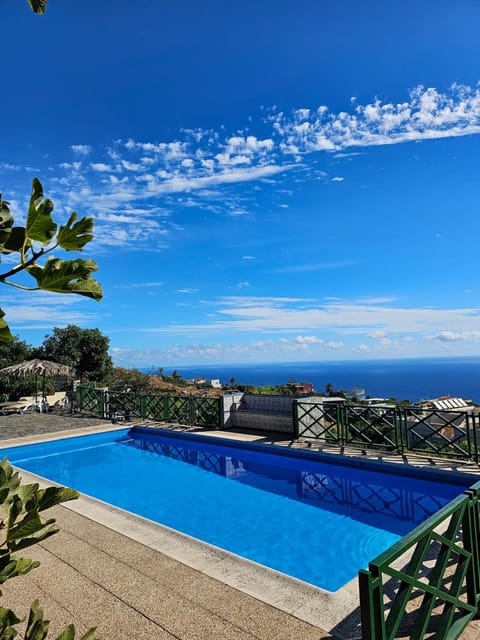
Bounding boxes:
294 402 343 443
404 406 479 462
76 386 223 429
295 402 480 462
359 481 480 639
76 384 106 416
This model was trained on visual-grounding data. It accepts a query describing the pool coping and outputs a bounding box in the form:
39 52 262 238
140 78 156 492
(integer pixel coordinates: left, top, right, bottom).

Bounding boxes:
2 422 479 639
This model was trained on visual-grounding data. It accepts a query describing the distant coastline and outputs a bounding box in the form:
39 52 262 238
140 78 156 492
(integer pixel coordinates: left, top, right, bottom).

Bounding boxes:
140 356 480 403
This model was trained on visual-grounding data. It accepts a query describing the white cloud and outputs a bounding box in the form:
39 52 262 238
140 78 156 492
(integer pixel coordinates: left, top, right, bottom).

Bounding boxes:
7 82 480 256
144 164 295 194
116 281 164 289
294 335 322 345
369 330 386 338
272 260 355 273
111 332 332 365
271 83 480 155
326 341 344 350
122 160 142 171
71 145 92 156
91 163 112 172
426 330 480 342
1 290 97 331
140 296 480 339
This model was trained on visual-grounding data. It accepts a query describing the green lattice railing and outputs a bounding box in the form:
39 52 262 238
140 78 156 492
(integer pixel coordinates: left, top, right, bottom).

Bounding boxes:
404 407 479 462
108 391 143 417
76 386 223 429
76 385 105 416
345 405 400 450
294 402 342 443
359 481 480 639
295 402 480 462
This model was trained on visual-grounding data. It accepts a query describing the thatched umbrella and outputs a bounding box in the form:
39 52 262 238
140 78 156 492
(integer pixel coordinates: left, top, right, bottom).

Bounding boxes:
0 359 73 404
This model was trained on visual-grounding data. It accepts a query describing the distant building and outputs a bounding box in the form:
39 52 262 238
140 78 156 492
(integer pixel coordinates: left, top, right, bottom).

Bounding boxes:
287 382 313 395
321 396 347 405
418 396 474 412
345 387 366 401
190 377 223 389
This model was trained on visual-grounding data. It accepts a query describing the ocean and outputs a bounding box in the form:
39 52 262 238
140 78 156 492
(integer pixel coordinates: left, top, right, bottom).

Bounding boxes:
151 357 480 403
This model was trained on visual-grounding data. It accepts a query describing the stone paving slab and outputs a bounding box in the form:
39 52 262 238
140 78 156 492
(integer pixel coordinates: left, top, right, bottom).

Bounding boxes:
1 505 332 640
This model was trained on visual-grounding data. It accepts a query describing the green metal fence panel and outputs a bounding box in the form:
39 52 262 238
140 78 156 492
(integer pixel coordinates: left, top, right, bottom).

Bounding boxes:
191 397 222 429
107 391 143 418
77 385 105 415
359 482 480 640
164 395 192 424
295 401 343 443
293 401 480 463
141 394 167 421
77 389 222 428
403 407 477 460
345 405 400 451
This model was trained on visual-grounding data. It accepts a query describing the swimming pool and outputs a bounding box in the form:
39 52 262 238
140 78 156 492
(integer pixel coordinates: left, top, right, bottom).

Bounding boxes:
3 427 472 592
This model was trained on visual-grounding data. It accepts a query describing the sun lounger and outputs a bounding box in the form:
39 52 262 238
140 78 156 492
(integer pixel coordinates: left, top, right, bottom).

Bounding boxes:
0 396 40 415
43 392 68 411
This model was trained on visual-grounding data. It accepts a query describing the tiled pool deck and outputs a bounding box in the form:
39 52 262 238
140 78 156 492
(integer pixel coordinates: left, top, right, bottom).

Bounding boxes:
1 420 480 639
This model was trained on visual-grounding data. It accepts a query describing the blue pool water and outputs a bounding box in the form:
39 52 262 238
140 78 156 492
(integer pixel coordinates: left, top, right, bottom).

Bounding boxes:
3 427 472 591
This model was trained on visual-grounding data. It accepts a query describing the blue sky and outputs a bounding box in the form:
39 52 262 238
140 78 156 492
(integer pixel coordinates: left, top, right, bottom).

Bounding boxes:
2 1 480 368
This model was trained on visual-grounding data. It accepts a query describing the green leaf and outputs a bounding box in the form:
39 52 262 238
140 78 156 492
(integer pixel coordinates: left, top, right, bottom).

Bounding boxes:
77 630 99 640
24 600 50 640
15 482 39 506
27 258 103 300
2 227 28 254
0 197 13 249
35 487 79 512
6 513 45 542
0 309 14 343
55 626 75 640
25 179 57 246
0 606 22 636
12 528 58 552
57 213 94 251
27 0 48 14
0 556 40 583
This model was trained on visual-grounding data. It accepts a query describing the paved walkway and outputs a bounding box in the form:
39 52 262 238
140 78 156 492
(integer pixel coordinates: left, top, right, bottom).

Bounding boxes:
1 505 332 640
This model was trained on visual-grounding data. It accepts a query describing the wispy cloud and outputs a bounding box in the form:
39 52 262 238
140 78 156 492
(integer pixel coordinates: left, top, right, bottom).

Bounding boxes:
426 330 480 342
271 260 355 273
4 83 480 254
116 281 164 289
1 290 99 331
70 145 92 156
270 83 480 156
138 296 480 339
111 333 337 366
